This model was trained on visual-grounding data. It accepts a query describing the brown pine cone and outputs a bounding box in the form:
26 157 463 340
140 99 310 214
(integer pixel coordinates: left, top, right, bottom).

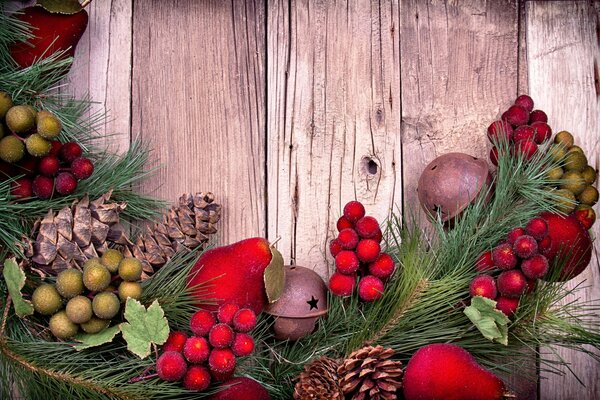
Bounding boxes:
338 345 403 400
294 357 343 400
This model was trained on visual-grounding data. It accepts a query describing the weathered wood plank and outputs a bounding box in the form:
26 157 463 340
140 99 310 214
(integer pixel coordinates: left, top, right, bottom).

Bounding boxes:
266 0 402 276
527 2 600 399
132 0 266 243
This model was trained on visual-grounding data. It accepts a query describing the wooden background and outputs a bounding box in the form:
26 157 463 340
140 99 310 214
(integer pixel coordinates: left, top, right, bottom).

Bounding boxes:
55 0 600 398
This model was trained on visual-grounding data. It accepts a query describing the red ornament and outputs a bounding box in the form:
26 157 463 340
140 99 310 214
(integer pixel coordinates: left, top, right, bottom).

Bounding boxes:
208 377 271 400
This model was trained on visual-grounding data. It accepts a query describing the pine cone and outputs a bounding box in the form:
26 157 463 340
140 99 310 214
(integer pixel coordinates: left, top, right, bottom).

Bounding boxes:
338 345 403 400
24 192 127 274
122 192 220 277
294 357 343 400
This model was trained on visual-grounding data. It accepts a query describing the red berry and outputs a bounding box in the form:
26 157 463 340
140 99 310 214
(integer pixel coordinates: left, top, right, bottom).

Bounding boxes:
514 139 538 161
492 243 517 270
32 175 54 199
71 157 94 180
232 308 257 333
183 365 211 392
513 235 538 259
355 239 381 263
10 178 32 199
217 303 240 326
368 253 395 279
328 272 356 297
163 330 188 353
183 336 210 363
15 157 37 176
497 270 527 298
232 333 255 357
156 351 187 382
489 147 499 166
496 296 520 317
507 227 526 245
335 250 359 274
529 109 548 124
38 155 60 177
209 323 235 349
487 120 513 143
538 235 553 257
358 275 385 302
48 140 62 157
573 207 596 230
513 125 536 143
337 228 359 250
521 254 549 279
531 122 552 144
329 239 343 257
525 278 537 294
503 105 529 126
208 348 236 380
525 217 548 241
514 95 534 112
336 216 354 232
55 172 77 195
59 142 82 163
469 275 497 299
355 216 380 239
343 201 365 223
475 251 494 272
190 310 216 337
372 229 383 243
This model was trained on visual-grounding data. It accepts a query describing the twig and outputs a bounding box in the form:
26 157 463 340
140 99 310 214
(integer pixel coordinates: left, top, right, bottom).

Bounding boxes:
0 296 12 338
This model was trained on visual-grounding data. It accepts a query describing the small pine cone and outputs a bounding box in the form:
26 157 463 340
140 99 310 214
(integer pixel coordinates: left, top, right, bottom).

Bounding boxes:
338 345 403 400
294 357 343 400
122 192 221 278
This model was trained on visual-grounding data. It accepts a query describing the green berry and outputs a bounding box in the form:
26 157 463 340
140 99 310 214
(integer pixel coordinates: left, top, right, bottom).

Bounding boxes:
118 281 142 302
6 105 34 133
80 317 110 334
49 310 79 339
37 113 62 140
25 134 51 157
101 249 123 274
56 269 84 299
83 258 111 291
0 136 25 163
32 284 62 315
118 257 143 282
0 91 13 119
92 292 120 319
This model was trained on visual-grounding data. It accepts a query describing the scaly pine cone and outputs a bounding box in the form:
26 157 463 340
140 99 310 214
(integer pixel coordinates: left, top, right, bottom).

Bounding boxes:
294 357 343 400
338 345 403 400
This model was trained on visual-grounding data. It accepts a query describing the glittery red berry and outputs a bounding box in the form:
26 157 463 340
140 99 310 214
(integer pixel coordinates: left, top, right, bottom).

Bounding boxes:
10 178 32 199
337 228 359 250
336 216 354 232
514 139 538 161
183 365 211 392
513 125 536 143
232 308 257 333
48 140 62 157
513 235 538 259
538 235 553 258
232 333 255 357
209 323 235 349
32 175 54 199
525 217 548 241
355 216 380 239
521 254 549 279
497 270 527 298
489 147 499 166
487 120 513 143
502 105 529 126
156 351 187 382
355 239 380 263
328 272 356 297
217 303 240 326
492 243 517 270
190 309 216 337
475 251 494 272
208 348 236 381
59 142 82 163
507 227 526 245
372 229 383 243
183 336 211 363
55 172 77 195
531 122 552 144
469 275 497 299
514 95 534 112
335 250 359 274
358 275 384 302
343 201 365 223
367 253 395 279
496 296 519 317
528 110 548 124
38 155 60 177
525 278 536 294
71 157 94 180
329 239 343 257
163 330 188 353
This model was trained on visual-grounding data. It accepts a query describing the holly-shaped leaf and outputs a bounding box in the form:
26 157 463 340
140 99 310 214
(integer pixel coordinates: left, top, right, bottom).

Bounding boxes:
73 325 121 351
2 258 34 318
121 299 169 359
464 296 510 346
264 245 285 303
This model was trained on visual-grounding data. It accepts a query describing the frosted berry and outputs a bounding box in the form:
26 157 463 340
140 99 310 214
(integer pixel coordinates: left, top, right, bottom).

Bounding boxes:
32 175 54 199
156 351 187 382
208 348 236 381
190 309 216 337
503 105 529 126
496 296 520 317
492 244 517 270
183 365 211 392
497 270 527 298
217 303 240 326
71 157 94 180
209 323 235 349
367 253 395 279
531 122 552 144
514 139 538 161
489 147 499 166
55 172 77 195
59 142 82 163
48 140 62 157
329 239 343 257
372 229 383 243
337 228 359 250
183 336 211 363
475 251 494 272
355 216 380 239
469 275 497 299
537 235 553 257
336 216 354 232
10 178 32 199
528 109 548 124
513 126 536 143
38 155 60 177
521 254 549 279
513 235 538 259
335 250 359 274
525 217 548 241
358 275 384 302
514 95 534 112
232 308 257 333
232 333 255 357
525 278 536 294
343 201 365 223
163 331 188 353
487 120 513 143
328 272 356 297
507 227 526 245
355 239 381 263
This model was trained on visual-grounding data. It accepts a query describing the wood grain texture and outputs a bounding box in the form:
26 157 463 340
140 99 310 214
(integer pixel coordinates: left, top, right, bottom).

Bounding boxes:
527 2 600 399
132 0 266 243
266 0 401 275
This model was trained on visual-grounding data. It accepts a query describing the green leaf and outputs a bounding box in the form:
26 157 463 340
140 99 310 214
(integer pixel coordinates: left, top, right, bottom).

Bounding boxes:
36 0 83 14
464 296 510 346
73 325 121 351
121 299 169 359
264 245 285 303
2 258 34 318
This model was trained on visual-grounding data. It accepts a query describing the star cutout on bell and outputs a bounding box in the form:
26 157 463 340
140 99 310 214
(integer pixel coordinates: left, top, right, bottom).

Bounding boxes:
307 295 319 310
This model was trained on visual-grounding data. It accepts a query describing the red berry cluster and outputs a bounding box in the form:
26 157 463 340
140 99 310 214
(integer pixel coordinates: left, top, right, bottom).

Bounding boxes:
471 217 551 317
328 201 396 302
8 141 94 200
487 95 552 165
155 304 257 392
